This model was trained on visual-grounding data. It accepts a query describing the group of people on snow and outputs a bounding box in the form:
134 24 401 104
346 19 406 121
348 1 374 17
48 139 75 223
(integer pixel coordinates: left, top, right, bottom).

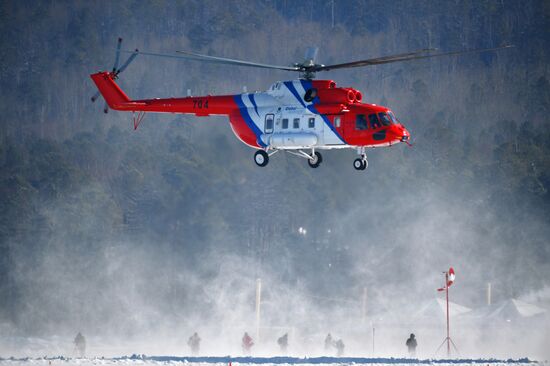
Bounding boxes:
240 332 416 357
71 331 417 357
184 331 289 355
186 331 346 356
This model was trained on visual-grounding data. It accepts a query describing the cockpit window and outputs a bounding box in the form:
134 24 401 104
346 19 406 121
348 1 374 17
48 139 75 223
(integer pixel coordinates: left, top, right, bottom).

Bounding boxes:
356 114 368 130
369 114 381 129
388 111 400 124
378 112 392 126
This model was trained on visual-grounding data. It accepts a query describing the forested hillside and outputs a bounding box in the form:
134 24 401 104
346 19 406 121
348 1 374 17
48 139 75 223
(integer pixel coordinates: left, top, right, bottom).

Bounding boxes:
0 0 549 343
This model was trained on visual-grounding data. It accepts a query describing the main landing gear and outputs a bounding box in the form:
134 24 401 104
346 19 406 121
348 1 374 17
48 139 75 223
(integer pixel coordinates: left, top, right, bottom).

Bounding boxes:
254 150 269 167
307 151 322 168
253 149 323 168
353 147 368 171
287 149 322 168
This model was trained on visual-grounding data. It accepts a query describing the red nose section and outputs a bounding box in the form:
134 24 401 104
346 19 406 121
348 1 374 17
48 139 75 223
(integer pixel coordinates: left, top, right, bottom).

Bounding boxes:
389 124 410 143
401 126 410 140
399 125 411 145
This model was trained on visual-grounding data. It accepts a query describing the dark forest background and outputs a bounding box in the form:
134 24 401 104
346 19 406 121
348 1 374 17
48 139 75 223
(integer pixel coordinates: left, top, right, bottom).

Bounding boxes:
0 0 549 357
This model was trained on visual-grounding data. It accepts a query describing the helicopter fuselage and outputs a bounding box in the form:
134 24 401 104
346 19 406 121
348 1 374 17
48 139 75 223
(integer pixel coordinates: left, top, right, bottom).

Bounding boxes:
229 79 410 150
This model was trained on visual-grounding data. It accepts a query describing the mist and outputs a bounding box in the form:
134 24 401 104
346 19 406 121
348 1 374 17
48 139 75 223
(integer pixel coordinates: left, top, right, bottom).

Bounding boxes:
0 0 549 361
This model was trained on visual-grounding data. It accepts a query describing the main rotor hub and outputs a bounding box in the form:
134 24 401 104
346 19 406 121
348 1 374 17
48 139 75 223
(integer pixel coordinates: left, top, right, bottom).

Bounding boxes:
295 63 324 80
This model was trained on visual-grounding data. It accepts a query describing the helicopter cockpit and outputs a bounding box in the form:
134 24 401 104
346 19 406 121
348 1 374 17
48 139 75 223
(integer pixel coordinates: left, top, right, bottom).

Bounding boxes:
355 111 399 130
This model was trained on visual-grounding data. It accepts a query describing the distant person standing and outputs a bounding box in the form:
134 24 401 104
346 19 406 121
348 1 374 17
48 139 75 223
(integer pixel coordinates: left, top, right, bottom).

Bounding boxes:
74 332 86 357
335 339 345 356
406 333 417 357
324 333 334 351
242 332 254 355
277 333 289 353
187 332 201 355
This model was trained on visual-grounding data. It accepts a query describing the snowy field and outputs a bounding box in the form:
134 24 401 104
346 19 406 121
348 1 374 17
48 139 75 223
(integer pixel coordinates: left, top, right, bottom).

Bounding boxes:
0 357 541 366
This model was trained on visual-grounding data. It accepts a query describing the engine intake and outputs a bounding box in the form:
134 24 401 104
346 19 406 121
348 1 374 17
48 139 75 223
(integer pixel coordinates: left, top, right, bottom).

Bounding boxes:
316 88 356 104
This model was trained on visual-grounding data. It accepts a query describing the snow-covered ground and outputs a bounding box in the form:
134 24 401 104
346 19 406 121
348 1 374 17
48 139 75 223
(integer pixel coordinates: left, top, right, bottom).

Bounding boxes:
0 357 541 366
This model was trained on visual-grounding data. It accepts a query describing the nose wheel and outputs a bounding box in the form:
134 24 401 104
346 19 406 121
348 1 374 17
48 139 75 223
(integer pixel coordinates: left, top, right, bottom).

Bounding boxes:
353 151 368 171
353 158 367 170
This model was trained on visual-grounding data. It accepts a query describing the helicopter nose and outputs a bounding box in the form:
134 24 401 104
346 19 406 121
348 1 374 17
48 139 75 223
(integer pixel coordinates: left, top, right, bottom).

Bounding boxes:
401 126 410 142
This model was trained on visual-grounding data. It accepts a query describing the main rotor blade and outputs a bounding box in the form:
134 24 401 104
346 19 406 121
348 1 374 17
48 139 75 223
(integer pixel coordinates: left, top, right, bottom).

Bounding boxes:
120 49 299 72
313 45 514 72
311 48 440 71
175 50 301 71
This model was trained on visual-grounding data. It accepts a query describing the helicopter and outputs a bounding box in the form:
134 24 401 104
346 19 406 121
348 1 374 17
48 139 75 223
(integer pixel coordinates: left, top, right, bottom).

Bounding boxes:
90 39 511 170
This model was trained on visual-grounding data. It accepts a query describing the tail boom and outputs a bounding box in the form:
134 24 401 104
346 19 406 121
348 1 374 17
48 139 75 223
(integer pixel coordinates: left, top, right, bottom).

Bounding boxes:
90 72 236 116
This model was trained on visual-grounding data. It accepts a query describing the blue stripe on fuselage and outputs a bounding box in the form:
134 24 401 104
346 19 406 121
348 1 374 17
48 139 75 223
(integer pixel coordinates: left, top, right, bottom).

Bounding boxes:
249 94 260 117
284 81 307 108
233 95 267 148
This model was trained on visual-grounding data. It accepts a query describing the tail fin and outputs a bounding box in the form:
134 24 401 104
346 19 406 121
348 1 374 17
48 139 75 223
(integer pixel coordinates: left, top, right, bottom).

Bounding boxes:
90 72 131 109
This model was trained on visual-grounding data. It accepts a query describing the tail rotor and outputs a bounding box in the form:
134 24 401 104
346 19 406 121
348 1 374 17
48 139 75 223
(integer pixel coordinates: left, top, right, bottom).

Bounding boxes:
91 37 139 113
112 37 123 73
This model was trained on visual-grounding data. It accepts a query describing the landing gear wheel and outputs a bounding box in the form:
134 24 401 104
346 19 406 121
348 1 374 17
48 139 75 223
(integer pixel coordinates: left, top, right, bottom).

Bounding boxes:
353 158 367 171
308 152 323 168
254 150 269 167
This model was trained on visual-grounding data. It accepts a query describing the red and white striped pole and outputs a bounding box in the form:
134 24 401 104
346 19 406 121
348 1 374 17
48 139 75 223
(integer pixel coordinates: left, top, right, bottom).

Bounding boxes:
437 267 455 358
445 271 450 357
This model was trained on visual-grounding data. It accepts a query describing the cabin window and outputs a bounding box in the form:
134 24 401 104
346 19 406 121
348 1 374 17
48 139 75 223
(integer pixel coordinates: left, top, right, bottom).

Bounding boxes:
308 117 315 128
265 114 274 133
282 118 289 129
369 114 381 129
378 112 392 126
334 116 341 128
356 114 368 130
293 118 300 129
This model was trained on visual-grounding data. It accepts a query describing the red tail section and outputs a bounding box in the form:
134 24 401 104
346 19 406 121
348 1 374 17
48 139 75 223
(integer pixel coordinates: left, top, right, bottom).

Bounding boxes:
90 72 131 109
90 71 237 116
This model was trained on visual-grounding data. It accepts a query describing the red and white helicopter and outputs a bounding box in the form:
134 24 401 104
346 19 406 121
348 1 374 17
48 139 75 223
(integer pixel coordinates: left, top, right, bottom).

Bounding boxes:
91 39 511 170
